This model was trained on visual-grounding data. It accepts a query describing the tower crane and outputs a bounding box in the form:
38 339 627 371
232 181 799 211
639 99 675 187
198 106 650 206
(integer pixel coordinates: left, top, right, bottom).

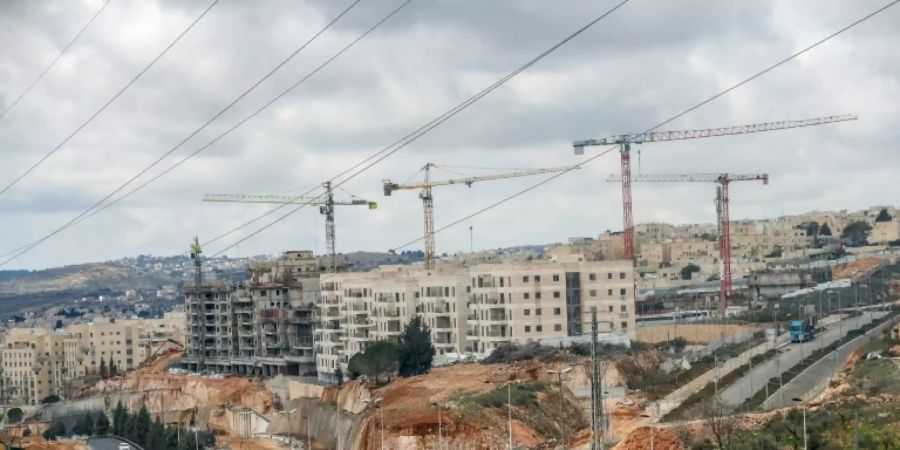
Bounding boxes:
607 172 768 313
383 163 578 269
573 114 857 261
202 182 377 272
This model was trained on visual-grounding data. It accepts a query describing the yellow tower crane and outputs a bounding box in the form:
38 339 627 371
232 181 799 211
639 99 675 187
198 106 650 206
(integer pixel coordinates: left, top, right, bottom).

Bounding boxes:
383 163 578 269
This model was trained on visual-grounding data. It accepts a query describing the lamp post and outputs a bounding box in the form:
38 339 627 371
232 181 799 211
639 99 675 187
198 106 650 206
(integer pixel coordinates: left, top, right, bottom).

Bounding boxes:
277 408 298 438
482 426 494 450
639 409 655 450
430 399 443 450
547 367 573 450
301 415 311 450
495 379 521 450
792 397 807 450
364 397 385 450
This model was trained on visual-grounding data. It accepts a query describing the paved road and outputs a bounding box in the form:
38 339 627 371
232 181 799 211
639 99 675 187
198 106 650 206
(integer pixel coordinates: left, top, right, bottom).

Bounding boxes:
718 310 887 409
89 437 139 450
761 313 896 410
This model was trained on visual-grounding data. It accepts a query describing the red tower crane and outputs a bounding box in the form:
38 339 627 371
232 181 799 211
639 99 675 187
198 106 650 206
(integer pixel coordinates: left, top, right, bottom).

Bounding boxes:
607 173 769 313
573 114 857 261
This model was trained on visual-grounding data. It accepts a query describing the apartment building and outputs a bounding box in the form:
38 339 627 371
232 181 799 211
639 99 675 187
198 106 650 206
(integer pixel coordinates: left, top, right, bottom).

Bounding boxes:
182 251 321 377
316 256 635 382
0 315 183 406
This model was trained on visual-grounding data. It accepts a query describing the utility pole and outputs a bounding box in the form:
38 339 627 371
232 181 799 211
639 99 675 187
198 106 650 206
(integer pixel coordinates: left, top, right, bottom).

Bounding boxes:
589 308 605 450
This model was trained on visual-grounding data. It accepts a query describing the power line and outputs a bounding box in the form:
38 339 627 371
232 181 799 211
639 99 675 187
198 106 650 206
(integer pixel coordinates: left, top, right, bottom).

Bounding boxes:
389 0 898 253
0 0 113 122
0 0 219 198
208 0 633 257
0 0 375 267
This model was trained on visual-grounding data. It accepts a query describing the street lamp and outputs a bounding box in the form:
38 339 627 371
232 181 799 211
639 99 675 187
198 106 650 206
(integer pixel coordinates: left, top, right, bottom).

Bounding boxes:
364 397 385 450
277 408 298 437
494 379 521 450
301 415 312 450
639 411 655 450
482 426 494 450
547 367 573 450
430 399 444 450
792 397 807 450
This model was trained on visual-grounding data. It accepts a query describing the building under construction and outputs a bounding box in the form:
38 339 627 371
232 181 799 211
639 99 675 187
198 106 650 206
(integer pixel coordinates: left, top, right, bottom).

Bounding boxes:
182 250 325 377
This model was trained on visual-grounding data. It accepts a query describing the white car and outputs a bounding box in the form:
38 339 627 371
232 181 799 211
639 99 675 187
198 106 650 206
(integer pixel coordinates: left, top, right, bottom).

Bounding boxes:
118 443 131 450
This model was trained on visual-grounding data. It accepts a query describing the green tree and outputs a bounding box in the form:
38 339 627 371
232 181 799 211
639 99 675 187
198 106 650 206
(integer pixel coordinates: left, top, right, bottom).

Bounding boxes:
95 411 111 435
398 316 435 377
54 319 64 330
145 416 165 450
40 394 61 404
820 222 832 236
109 359 118 378
99 357 108 379
134 405 151 445
875 208 892 222
680 263 701 280
43 421 66 440
798 221 820 239
112 400 127 436
7 407 24 423
73 412 95 436
347 352 369 380
841 221 872 245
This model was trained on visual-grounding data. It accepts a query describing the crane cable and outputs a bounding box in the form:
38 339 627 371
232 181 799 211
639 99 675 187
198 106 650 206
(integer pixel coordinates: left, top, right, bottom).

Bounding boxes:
206 0 633 257
388 0 898 253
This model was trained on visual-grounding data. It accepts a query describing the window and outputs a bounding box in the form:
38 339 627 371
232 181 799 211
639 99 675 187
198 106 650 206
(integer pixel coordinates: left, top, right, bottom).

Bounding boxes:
620 288 627 296
607 273 613 279
607 289 613 296
536 325 543 332
524 309 531 316
590 289 597 297
534 275 541 282
524 293 530 300
619 272 626 279
589 273 597 281
554 324 562 332
535 292 542 300
552 274 560 282
554 307 561 315
608 305 613 312
536 308 542 316
524 326 531 333
621 305 627 312
621 321 628 329
523 276 529 282
553 291 560 299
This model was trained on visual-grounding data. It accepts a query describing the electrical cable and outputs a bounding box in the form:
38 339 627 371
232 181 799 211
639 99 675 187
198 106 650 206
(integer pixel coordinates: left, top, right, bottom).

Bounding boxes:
0 0 372 267
0 0 113 122
0 0 218 197
207 0 633 257
388 0 898 253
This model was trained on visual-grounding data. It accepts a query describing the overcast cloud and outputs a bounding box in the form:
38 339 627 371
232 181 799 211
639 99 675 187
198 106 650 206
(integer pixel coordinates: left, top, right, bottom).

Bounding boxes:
0 0 897 269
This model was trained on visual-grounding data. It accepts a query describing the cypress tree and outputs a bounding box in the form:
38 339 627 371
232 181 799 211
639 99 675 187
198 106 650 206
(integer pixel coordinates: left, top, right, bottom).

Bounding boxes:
398 316 435 377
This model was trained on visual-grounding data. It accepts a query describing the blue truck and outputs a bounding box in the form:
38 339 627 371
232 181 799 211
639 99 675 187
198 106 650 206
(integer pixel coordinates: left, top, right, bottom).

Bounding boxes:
790 317 817 343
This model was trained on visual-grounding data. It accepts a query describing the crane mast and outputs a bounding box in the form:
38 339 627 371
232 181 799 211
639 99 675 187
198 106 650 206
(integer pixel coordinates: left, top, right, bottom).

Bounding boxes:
574 114 856 261
384 163 578 269
607 172 768 314
202 186 377 273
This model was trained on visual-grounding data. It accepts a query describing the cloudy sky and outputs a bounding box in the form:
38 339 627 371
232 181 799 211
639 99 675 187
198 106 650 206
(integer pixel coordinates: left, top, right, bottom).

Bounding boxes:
0 0 897 270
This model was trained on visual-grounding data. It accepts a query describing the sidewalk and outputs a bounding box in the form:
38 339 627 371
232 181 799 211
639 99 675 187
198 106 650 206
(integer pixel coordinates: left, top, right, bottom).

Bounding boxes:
655 332 787 419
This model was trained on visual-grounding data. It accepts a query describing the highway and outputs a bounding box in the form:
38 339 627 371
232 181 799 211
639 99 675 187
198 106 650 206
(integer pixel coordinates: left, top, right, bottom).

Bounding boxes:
717 310 887 409
89 437 140 450
760 313 896 410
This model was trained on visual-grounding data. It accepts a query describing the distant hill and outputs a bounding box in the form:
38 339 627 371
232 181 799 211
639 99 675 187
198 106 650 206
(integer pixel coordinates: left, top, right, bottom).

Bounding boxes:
341 250 425 272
